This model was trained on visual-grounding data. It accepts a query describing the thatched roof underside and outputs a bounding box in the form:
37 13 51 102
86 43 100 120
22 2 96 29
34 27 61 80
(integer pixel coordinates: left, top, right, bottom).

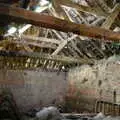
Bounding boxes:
0 0 120 70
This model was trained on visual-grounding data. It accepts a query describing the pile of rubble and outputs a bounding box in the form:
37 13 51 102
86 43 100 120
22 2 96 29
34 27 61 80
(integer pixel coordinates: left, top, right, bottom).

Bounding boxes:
0 89 119 120
24 107 120 120
93 113 120 120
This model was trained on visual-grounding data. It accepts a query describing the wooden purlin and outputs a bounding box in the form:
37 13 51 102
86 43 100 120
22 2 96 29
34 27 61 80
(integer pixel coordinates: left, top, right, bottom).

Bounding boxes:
0 56 93 70
55 0 107 16
0 3 120 42
0 50 93 65
21 35 60 45
101 3 120 29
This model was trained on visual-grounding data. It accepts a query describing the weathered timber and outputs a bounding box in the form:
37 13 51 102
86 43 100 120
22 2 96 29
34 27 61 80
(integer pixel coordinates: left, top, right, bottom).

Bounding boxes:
0 39 57 50
21 35 60 44
0 4 120 42
95 0 111 13
0 50 93 64
52 35 77 56
101 4 120 29
52 0 69 20
56 0 107 16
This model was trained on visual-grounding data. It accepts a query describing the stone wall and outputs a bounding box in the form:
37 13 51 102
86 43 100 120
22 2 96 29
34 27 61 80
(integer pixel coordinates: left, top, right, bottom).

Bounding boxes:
0 69 67 112
0 56 120 113
67 56 120 112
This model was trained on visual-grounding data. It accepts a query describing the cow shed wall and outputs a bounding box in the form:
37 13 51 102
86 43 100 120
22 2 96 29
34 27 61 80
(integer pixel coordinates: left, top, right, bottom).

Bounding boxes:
0 69 67 112
67 56 120 112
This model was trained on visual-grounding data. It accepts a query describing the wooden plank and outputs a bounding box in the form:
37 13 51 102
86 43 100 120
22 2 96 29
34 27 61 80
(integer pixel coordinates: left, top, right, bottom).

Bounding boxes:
0 4 120 42
52 0 69 20
52 40 67 56
0 50 93 64
57 0 107 17
52 35 77 56
50 7 84 57
15 41 57 49
95 0 111 13
101 4 120 29
21 35 60 44
62 113 97 117
0 40 57 49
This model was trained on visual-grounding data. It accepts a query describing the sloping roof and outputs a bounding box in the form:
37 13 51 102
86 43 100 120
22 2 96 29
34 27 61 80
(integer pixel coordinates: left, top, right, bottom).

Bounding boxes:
0 0 120 70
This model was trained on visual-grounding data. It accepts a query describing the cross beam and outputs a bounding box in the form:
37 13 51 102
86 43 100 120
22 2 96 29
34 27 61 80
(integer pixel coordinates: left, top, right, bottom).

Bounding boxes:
0 3 120 42
0 50 93 64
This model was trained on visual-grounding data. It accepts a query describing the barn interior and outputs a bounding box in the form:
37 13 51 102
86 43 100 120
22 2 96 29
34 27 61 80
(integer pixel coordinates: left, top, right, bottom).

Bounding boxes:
0 0 120 120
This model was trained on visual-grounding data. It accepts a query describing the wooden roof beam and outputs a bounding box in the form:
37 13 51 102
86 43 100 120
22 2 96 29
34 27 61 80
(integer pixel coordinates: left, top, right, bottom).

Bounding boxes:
101 3 120 29
56 0 107 17
21 35 60 44
0 50 93 64
0 3 120 42
0 39 57 49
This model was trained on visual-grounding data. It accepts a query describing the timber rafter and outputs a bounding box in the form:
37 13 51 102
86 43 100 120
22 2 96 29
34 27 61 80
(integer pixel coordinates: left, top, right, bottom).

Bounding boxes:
0 50 93 70
0 1 120 70
0 3 120 42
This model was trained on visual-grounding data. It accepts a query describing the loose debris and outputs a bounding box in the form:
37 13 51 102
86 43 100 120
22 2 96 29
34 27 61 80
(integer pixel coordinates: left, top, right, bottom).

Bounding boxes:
0 89 21 120
36 106 64 120
0 103 120 120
